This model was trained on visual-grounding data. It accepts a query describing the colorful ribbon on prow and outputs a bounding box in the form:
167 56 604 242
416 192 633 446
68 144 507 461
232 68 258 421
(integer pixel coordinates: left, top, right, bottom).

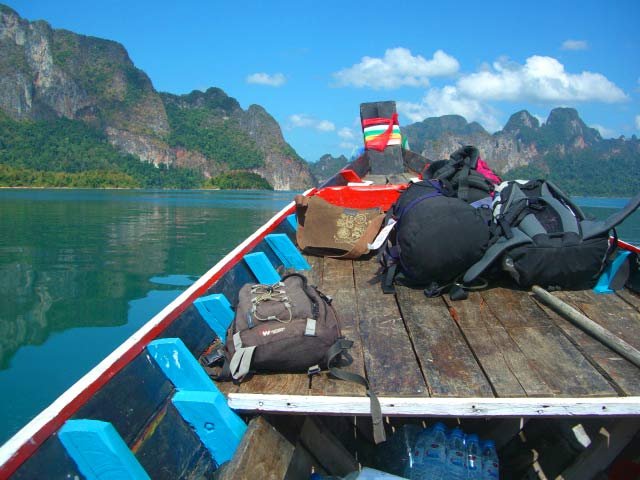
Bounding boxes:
362 113 401 151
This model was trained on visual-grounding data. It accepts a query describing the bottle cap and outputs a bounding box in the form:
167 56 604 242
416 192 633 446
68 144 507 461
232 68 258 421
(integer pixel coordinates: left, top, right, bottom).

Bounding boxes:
433 422 446 432
482 439 496 449
450 428 464 438
466 433 479 443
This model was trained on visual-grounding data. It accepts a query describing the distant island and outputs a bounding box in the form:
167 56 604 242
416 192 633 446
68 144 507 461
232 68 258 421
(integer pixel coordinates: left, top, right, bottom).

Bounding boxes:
1 5 638 195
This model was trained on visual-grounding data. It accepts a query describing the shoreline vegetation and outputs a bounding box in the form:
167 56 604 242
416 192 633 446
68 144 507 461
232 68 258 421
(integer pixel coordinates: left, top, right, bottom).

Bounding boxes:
0 165 273 190
0 114 274 191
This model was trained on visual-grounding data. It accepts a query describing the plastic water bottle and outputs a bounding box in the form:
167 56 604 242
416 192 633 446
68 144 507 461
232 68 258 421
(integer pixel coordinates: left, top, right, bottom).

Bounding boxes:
481 440 499 479
445 427 467 480
466 433 482 479
406 427 430 479
422 422 446 480
407 422 446 480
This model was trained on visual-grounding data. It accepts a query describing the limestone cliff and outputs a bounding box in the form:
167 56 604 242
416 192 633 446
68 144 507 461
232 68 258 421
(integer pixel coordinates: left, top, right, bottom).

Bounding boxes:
403 108 609 173
0 5 313 189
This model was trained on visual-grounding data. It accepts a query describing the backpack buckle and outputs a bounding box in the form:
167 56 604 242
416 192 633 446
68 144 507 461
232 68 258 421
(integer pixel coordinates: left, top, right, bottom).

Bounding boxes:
307 365 321 377
201 348 226 367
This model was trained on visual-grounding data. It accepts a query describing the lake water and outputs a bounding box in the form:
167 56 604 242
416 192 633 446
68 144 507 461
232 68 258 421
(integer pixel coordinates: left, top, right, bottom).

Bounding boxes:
0 189 294 444
0 189 638 445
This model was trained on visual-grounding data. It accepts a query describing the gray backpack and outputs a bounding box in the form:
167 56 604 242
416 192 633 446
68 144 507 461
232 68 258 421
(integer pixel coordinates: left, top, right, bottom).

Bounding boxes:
463 180 640 289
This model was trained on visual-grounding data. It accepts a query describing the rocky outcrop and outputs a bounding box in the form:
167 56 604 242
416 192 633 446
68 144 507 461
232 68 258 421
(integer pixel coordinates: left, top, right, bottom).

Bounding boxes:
237 105 314 190
402 108 606 173
0 6 314 190
308 153 350 185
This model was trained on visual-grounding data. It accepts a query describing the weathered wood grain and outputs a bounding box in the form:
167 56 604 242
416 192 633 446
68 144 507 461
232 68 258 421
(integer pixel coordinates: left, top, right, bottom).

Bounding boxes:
299 417 359 476
228 393 640 416
445 293 551 397
616 288 640 312
299 254 323 287
310 257 366 396
395 286 493 398
536 291 640 396
217 416 294 480
481 287 554 329
353 259 428 396
556 290 640 350
482 289 616 397
558 418 640 480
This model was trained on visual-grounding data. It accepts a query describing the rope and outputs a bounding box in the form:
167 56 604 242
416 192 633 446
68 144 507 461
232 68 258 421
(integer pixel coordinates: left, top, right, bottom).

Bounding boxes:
250 282 293 323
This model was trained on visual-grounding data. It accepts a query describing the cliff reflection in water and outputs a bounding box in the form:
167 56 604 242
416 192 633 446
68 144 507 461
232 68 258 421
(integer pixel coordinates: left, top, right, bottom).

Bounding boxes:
0 188 291 372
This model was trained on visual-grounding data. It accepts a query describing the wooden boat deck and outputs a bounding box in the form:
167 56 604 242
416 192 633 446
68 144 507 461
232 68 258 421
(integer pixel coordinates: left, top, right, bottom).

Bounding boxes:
215 254 640 417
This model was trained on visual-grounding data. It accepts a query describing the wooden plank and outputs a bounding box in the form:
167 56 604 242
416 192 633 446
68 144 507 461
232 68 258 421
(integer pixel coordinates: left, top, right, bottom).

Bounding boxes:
534 286 640 370
229 372 311 397
228 393 640 416
556 290 640 350
616 288 640 312
134 402 216 480
217 416 295 480
299 417 358 476
533 295 640 396
284 442 325 480
299 254 323 286
353 259 428 396
310 257 366 396
395 286 493 398
480 287 555 329
59 420 151 480
559 418 640 480
11 436 83 480
481 288 616 397
445 293 552 397
73 350 174 446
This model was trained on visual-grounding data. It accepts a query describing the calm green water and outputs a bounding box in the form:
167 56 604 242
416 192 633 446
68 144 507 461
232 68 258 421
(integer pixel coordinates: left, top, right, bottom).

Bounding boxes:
0 189 294 444
0 190 638 445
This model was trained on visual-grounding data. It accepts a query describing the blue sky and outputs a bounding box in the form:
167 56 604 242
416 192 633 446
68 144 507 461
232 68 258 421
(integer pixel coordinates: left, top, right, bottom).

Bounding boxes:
4 0 640 162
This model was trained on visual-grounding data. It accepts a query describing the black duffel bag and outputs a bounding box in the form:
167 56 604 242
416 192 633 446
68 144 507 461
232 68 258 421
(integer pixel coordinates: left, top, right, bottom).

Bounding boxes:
381 179 491 297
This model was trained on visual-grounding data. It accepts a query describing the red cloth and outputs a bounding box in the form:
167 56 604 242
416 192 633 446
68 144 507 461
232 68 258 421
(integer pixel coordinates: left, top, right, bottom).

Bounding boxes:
363 113 399 151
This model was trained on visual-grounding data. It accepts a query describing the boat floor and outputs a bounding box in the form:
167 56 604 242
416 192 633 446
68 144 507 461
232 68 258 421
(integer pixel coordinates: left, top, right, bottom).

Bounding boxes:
214 254 640 417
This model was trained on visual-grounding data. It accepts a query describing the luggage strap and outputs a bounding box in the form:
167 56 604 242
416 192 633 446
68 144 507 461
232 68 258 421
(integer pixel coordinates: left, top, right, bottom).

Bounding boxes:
325 339 386 444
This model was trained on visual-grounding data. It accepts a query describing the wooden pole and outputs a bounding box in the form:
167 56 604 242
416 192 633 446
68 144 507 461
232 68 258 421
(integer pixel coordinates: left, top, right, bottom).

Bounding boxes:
532 285 640 369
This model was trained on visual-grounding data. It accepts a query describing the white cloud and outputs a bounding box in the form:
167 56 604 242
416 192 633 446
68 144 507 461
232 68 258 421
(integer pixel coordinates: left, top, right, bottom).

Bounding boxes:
246 72 286 87
592 124 616 138
316 120 336 132
340 141 358 151
338 127 355 139
533 114 546 126
457 56 628 103
561 39 589 51
398 86 502 132
333 48 459 89
288 114 335 132
635 115 640 130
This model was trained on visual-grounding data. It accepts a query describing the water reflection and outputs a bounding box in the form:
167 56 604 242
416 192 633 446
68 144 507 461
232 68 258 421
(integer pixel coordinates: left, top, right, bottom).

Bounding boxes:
0 189 293 442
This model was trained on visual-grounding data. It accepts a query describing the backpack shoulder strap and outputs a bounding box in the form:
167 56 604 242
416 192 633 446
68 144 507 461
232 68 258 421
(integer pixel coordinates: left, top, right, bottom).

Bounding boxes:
463 226 531 284
325 339 386 444
539 182 580 234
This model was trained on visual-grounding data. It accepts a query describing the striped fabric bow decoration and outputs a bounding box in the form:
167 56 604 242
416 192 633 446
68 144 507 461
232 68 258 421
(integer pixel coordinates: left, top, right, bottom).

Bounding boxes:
362 113 401 151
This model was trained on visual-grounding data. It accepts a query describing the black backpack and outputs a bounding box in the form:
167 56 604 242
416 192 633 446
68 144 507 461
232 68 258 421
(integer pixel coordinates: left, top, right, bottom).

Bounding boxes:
463 180 640 290
381 179 491 296
424 145 499 203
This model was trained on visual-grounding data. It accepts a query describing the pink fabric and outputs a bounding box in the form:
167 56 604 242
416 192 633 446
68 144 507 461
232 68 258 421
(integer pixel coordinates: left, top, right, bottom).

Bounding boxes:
476 158 502 185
